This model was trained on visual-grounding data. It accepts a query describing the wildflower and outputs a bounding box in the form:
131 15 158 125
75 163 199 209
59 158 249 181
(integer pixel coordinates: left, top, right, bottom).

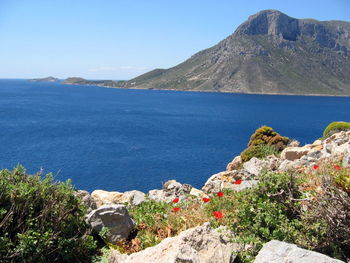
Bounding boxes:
234 179 242 185
173 207 180 213
334 165 341 170
313 165 319 170
217 192 224 197
202 197 210 203
172 197 179 203
213 211 223 219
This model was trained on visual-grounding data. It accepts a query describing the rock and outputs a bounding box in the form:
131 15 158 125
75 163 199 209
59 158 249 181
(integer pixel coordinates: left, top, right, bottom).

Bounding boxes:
86 204 135 244
243 157 266 177
224 180 259 192
202 171 234 194
148 189 166 202
226 156 242 171
288 140 300 147
91 190 146 207
91 190 125 207
189 187 209 198
264 155 281 171
75 190 97 212
253 240 344 263
331 142 350 156
280 147 310 161
125 190 146 206
278 160 298 172
343 154 350 168
312 139 323 146
148 180 192 203
109 222 240 263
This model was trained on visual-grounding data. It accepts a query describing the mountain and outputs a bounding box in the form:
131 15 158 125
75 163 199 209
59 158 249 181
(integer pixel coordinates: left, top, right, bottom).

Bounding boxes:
30 76 59 82
122 10 350 95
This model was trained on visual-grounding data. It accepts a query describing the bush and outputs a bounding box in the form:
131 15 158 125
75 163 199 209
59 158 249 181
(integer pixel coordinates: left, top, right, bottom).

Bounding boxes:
231 170 350 262
0 166 97 263
240 126 289 162
240 144 279 162
323 121 350 138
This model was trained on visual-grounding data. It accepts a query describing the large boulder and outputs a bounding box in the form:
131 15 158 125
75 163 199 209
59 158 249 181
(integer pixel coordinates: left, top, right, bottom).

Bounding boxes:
253 240 344 263
91 190 145 207
109 222 240 263
86 204 135 244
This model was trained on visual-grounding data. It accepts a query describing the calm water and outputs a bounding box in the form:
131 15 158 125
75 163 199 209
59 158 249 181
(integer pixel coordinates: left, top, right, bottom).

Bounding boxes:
1 79 349 192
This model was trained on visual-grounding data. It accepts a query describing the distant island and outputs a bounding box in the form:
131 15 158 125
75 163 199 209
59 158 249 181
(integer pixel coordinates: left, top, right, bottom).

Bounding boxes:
61 10 350 96
63 77 124 87
29 76 59 82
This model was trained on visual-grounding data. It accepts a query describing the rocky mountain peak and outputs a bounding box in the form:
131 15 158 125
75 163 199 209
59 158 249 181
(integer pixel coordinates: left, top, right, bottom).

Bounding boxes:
235 9 300 41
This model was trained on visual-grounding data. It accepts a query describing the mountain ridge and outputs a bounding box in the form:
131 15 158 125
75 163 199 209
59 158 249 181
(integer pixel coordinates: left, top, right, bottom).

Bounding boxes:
122 10 350 95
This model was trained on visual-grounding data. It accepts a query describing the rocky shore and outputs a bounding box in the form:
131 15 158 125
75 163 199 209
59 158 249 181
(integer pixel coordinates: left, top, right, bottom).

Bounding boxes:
79 130 350 263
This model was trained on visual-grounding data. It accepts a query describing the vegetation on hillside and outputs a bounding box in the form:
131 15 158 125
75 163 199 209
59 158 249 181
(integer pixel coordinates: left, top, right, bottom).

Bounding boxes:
240 126 289 162
323 121 350 138
0 166 98 263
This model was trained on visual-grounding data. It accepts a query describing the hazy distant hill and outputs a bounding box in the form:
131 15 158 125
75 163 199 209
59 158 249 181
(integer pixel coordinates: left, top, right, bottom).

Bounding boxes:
30 76 59 82
122 10 350 95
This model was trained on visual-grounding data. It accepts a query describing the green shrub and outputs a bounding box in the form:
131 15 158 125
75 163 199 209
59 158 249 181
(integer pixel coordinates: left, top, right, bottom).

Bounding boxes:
231 171 350 262
0 166 97 263
240 126 289 162
323 121 350 138
240 144 279 162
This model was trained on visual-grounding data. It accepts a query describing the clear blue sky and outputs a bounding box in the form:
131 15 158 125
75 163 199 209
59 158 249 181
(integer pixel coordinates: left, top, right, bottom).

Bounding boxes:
0 0 349 80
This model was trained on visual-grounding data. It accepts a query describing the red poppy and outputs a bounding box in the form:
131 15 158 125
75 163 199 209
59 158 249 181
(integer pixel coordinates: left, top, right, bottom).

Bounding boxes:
173 207 180 213
172 197 179 203
202 197 210 203
313 165 319 170
213 211 223 219
217 192 224 197
234 179 242 185
334 165 342 170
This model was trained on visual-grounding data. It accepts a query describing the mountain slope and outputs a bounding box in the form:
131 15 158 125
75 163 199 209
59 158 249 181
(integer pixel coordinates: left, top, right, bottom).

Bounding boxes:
123 10 350 95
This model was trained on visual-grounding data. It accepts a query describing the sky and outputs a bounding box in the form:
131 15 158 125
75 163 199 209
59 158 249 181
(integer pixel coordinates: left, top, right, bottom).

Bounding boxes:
0 0 349 80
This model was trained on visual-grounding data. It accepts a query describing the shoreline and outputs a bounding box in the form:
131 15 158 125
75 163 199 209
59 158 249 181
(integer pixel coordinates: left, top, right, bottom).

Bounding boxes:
62 82 350 98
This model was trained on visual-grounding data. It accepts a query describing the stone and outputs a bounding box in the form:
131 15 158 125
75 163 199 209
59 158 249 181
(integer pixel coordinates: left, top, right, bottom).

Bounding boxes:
108 222 240 263
148 189 166 202
86 204 135 244
343 154 350 168
223 180 259 192
288 140 300 147
125 190 146 206
243 157 266 177
148 180 193 203
202 171 234 194
75 190 97 212
189 187 209 198
91 190 125 207
226 156 242 171
253 240 344 263
91 190 146 207
280 147 310 161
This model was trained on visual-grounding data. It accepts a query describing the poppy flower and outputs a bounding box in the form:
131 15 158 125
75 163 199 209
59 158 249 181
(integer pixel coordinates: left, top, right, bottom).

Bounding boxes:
172 197 179 203
334 165 341 170
217 192 224 197
202 197 210 203
313 165 319 170
213 211 223 219
234 179 242 185
173 207 180 213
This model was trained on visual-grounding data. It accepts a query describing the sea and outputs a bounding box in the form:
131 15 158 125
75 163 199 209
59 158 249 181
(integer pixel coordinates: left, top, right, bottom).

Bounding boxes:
1 79 349 192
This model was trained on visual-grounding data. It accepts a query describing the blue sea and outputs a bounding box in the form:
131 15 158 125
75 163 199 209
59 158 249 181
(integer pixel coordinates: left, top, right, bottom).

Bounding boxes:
1 79 349 192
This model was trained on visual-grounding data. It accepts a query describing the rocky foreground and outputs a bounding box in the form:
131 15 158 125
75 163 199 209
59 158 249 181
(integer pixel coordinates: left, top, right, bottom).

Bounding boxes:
79 130 350 263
